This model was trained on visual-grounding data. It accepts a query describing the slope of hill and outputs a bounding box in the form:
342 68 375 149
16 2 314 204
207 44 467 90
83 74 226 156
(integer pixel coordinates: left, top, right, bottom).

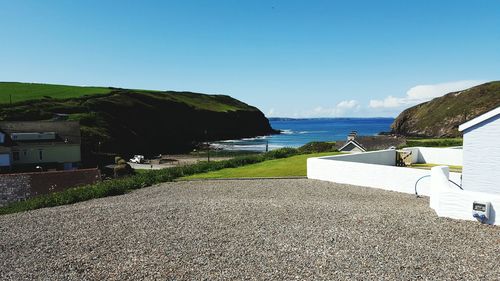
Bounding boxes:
0 83 276 163
391 81 500 137
0 82 112 104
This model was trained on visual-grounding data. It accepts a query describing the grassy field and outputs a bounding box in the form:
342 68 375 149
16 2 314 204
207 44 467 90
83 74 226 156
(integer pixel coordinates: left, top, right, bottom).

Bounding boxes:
0 82 112 104
0 82 253 112
155 92 254 112
406 138 463 147
182 151 341 179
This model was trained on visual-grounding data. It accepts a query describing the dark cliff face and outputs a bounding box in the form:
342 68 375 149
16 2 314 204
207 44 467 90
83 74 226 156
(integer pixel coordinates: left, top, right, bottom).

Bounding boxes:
391 81 500 137
0 90 277 160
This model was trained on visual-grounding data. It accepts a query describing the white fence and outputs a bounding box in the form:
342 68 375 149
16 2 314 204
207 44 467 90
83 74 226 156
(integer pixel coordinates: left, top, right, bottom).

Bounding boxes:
402 147 463 166
307 149 462 197
307 147 500 225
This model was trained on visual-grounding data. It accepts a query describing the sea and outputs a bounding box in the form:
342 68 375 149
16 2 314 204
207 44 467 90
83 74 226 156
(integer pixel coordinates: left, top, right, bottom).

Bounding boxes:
214 118 395 151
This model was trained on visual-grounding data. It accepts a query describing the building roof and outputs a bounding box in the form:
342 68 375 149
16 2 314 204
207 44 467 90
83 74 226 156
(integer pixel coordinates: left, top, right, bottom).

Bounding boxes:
458 106 500 132
336 135 406 152
0 121 81 146
338 139 366 152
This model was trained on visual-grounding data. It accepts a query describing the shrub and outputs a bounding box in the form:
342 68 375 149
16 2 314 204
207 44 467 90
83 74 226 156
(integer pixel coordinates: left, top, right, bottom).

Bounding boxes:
298 141 337 154
0 147 305 215
262 147 298 160
114 163 133 177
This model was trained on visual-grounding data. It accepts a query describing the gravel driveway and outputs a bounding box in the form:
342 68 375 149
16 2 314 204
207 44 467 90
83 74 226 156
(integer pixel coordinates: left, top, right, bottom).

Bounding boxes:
1 179 499 280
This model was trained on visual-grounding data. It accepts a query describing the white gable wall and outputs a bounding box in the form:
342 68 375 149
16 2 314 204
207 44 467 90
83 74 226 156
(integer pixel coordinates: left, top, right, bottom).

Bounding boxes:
339 142 364 153
462 114 500 195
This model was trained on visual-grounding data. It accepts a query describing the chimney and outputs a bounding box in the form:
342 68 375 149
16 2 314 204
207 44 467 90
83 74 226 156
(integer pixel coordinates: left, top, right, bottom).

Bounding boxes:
347 131 357 141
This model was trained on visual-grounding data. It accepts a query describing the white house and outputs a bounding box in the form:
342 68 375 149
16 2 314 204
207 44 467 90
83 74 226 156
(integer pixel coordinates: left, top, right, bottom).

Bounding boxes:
338 139 366 153
430 106 500 225
336 131 406 153
308 106 500 225
458 106 500 195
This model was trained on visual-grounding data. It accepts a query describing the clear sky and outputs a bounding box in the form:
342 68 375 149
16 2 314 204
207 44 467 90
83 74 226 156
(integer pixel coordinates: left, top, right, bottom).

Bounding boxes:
1 0 499 117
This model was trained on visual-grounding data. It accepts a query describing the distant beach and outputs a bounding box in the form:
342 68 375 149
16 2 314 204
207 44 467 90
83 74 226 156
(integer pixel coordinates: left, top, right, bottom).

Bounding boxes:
213 118 394 151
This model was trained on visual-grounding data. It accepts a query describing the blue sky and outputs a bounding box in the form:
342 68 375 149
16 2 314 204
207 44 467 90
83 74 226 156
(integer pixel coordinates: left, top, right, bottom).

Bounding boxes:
1 0 499 117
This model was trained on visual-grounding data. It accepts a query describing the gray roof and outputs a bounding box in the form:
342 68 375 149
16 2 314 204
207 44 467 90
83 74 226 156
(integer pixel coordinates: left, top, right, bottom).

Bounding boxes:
0 121 81 145
336 135 406 151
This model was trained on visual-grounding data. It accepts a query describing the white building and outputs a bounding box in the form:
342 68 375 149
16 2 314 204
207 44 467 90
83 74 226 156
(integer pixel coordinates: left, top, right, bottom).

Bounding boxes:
430 106 500 225
308 106 500 225
459 106 500 195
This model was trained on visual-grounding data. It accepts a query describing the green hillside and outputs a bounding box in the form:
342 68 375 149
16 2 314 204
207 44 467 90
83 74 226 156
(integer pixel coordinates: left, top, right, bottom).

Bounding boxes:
0 82 275 162
0 82 112 104
0 82 254 112
391 81 500 137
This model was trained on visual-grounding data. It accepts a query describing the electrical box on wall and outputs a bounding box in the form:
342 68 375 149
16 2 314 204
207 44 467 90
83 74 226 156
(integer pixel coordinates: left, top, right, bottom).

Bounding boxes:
472 201 491 223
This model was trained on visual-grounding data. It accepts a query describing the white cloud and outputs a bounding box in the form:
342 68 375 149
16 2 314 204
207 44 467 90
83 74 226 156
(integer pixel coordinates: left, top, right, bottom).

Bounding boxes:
309 100 360 117
369 96 402 108
369 80 485 109
337 100 360 110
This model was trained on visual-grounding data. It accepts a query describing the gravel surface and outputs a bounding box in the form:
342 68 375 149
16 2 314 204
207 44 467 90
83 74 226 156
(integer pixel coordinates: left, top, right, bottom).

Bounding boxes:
1 179 499 280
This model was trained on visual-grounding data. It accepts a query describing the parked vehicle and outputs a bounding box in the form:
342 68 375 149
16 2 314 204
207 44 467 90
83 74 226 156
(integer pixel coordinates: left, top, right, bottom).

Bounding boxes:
129 155 145 164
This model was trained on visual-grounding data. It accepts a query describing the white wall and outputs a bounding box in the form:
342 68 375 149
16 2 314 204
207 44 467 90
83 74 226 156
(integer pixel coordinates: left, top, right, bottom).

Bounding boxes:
430 166 500 225
462 114 500 195
402 147 463 166
322 149 396 166
307 152 461 196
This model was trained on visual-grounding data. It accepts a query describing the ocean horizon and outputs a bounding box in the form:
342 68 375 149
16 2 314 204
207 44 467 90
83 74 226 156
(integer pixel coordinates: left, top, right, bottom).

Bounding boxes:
214 117 395 151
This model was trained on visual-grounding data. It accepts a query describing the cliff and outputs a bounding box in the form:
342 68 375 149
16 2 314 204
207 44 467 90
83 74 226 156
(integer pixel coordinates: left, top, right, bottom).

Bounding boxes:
0 84 277 161
391 81 500 137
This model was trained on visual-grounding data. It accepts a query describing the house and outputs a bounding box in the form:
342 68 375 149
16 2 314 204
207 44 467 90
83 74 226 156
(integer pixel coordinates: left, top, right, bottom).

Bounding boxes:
308 107 500 225
458 106 500 195
0 146 11 168
335 131 406 153
426 106 500 225
0 121 81 171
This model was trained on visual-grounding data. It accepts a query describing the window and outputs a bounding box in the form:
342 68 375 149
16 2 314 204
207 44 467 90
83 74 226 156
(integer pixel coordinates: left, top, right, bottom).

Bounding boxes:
39 150 43 160
13 151 19 161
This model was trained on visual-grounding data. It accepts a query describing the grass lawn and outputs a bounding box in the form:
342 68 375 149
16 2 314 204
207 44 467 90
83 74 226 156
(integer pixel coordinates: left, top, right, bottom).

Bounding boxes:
182 151 341 179
0 82 111 104
406 138 463 147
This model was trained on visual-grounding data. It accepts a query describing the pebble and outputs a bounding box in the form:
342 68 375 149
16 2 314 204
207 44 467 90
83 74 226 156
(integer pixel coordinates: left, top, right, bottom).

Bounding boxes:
0 179 499 280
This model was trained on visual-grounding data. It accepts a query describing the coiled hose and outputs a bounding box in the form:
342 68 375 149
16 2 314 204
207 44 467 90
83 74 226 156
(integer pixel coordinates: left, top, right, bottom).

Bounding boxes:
414 175 463 198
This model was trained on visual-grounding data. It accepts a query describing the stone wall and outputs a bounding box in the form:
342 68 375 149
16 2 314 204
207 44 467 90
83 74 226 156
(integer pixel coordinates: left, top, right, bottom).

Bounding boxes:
0 169 101 207
0 174 31 207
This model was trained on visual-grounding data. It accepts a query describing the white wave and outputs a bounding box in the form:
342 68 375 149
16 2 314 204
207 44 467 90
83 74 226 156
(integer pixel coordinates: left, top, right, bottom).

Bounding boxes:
281 129 295 135
298 130 329 134
217 136 268 143
212 142 285 151
218 140 243 143
241 136 268 141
